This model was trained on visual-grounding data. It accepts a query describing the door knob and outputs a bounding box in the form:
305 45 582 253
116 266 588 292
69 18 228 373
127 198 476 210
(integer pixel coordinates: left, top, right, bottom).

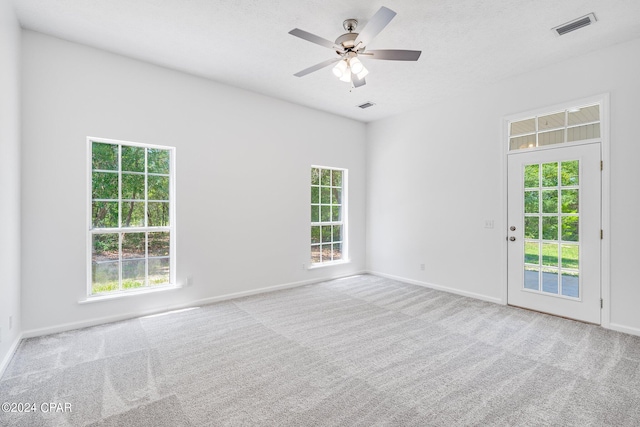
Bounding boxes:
510 226 516 231
509 236 516 241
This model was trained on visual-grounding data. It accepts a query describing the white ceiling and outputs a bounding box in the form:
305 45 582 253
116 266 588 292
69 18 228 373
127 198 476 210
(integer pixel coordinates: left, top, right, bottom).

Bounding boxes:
11 0 640 122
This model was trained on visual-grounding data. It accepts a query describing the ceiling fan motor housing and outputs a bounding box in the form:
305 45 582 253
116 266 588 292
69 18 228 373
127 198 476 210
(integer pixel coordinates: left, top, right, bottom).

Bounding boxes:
335 32 360 50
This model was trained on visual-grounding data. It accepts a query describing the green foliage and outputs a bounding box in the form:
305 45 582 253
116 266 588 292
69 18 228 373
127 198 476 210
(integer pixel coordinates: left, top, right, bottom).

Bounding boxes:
311 168 320 185
122 146 145 172
122 174 144 199
148 176 169 200
148 149 170 174
93 234 118 257
561 160 579 186
321 169 331 185
524 164 539 188
542 162 558 187
331 170 342 186
524 191 539 213
542 190 558 213
311 226 320 243
524 217 539 239
562 216 579 241
542 217 558 240
92 172 118 199
561 190 579 213
92 142 117 170
92 202 118 228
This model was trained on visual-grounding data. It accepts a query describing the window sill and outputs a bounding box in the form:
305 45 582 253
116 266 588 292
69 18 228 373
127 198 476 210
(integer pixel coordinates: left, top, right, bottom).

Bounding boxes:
79 284 181 304
307 259 351 270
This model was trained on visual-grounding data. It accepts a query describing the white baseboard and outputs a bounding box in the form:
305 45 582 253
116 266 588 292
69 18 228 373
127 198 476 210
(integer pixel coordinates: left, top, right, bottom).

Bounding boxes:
22 271 368 339
607 322 640 337
0 332 23 378
367 270 504 305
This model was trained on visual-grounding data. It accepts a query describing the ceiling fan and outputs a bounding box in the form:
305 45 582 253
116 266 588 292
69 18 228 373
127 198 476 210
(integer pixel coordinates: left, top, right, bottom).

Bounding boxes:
288 6 421 88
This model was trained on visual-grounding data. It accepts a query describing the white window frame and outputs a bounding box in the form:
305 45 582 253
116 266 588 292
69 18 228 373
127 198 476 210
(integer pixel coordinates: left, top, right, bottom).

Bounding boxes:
310 165 349 267
86 136 177 297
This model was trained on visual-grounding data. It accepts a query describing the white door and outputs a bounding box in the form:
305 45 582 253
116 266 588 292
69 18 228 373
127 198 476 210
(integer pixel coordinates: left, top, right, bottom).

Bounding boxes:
507 143 601 324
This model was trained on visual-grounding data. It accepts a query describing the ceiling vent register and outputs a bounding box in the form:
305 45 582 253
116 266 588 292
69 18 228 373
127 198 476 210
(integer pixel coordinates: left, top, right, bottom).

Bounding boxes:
357 102 375 109
553 13 597 36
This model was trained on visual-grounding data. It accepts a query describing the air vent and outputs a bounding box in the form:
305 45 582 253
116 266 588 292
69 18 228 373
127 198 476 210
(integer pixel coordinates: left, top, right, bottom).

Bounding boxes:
357 102 375 109
553 13 596 36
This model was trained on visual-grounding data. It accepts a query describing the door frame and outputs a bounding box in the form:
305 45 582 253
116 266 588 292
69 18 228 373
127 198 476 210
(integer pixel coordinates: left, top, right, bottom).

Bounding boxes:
501 93 610 327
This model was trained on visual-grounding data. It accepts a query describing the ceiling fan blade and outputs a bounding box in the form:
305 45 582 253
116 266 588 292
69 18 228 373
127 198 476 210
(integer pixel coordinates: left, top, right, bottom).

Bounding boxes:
354 6 397 48
363 49 422 61
289 28 343 51
294 58 341 77
352 73 366 88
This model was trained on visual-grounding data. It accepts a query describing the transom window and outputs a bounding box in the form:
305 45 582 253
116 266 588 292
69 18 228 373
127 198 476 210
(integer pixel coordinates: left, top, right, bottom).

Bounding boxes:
310 166 347 265
509 104 600 151
89 138 175 295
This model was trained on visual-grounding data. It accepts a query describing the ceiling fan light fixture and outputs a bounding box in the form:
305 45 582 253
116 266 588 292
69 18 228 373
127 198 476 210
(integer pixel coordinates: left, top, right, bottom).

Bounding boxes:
339 70 352 83
357 67 369 80
349 57 364 74
332 60 348 78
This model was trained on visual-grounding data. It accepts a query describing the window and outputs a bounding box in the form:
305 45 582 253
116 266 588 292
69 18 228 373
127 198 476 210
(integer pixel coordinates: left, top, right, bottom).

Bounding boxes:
88 138 175 295
509 104 601 151
311 166 347 265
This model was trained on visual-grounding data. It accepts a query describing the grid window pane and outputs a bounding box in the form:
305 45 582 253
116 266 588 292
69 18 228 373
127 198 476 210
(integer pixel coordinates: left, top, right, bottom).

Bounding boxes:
538 112 565 131
148 175 170 201
121 202 145 228
524 164 539 188
148 149 170 174
148 202 170 227
122 146 145 172
92 201 119 228
332 170 343 186
568 105 599 126
92 172 118 200
321 170 331 185
561 161 579 186
122 259 146 289
510 134 536 150
524 217 539 239
92 261 119 294
148 232 170 257
149 257 170 286
122 232 145 259
510 118 535 136
92 142 119 171
567 123 600 142
122 173 144 200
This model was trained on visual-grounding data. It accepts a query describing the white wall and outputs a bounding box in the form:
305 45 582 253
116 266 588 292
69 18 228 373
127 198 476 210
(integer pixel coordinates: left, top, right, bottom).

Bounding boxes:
0 0 21 371
20 31 366 333
367 37 640 332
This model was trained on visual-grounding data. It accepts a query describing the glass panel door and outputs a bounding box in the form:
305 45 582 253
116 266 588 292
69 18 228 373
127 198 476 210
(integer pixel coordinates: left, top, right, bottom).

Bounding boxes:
507 143 601 324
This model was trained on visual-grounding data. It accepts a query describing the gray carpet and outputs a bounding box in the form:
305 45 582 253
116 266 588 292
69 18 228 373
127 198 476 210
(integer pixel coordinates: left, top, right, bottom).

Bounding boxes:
1 274 640 426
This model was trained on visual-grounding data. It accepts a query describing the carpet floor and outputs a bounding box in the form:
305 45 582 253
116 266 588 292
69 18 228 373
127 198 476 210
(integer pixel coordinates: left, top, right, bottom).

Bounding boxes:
1 274 640 426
